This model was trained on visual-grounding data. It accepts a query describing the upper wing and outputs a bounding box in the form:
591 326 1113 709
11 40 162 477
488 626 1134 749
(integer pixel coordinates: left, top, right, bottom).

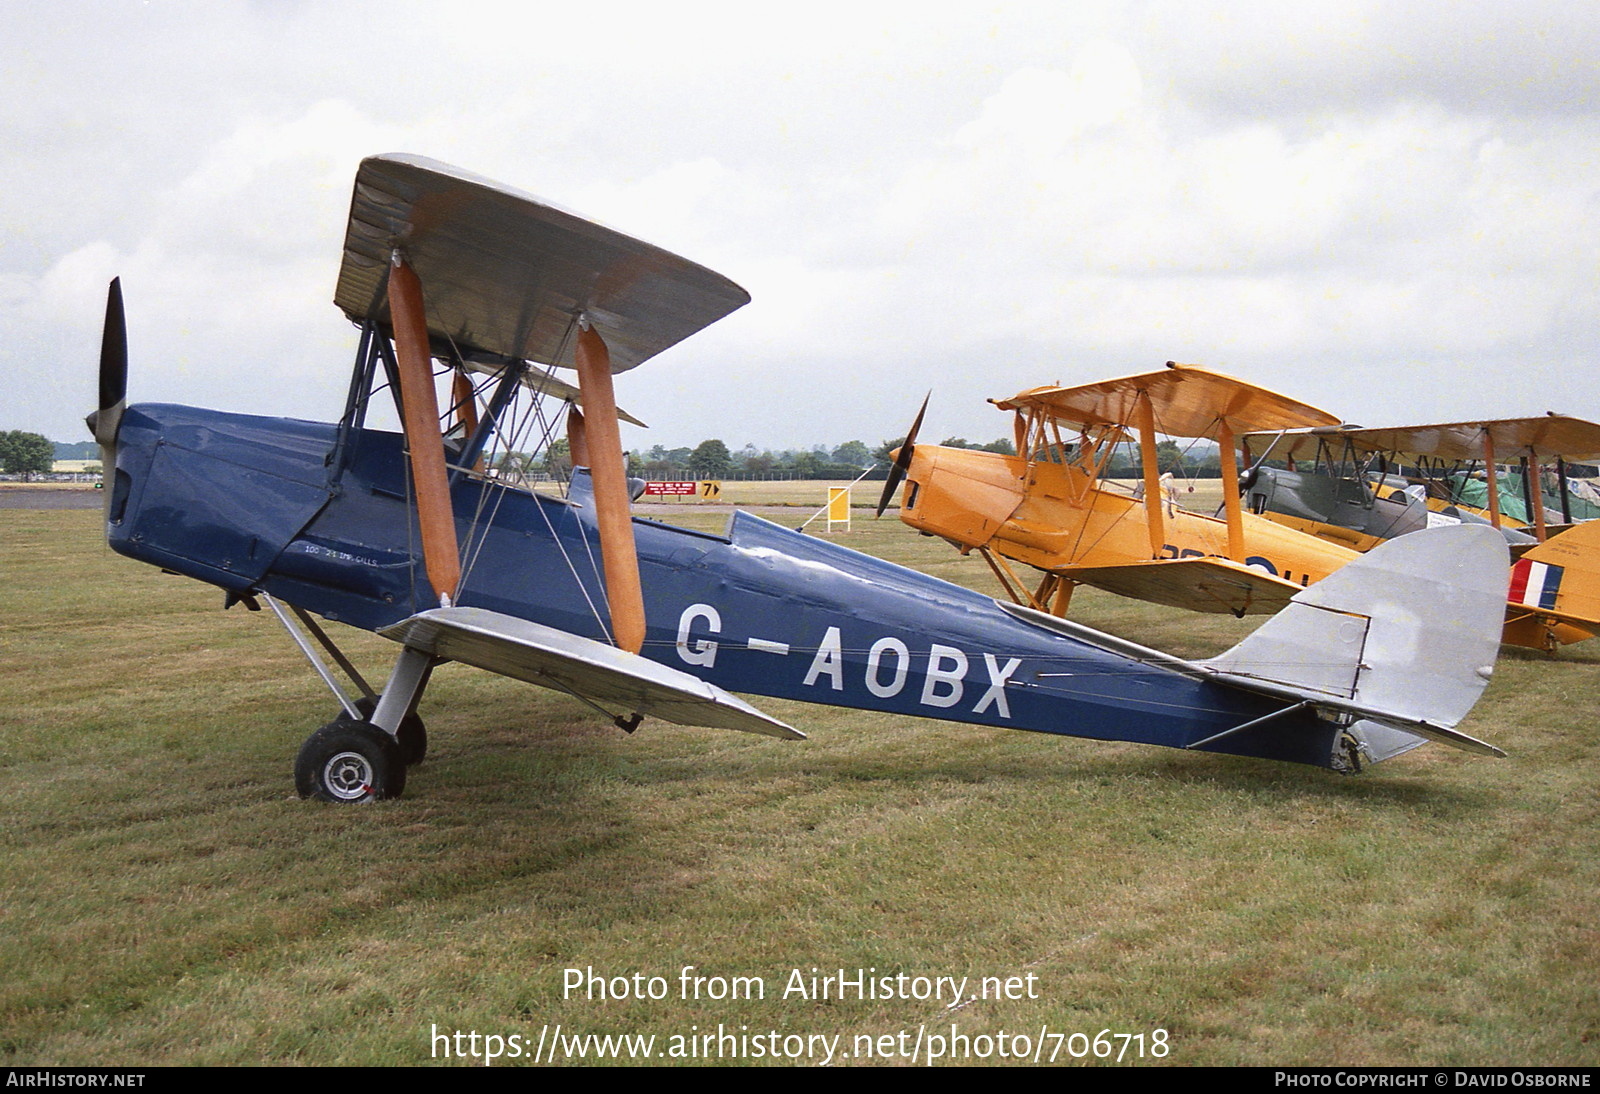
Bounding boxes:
1247 416 1600 464
378 606 801 740
992 362 1341 439
336 153 750 373
1057 556 1303 616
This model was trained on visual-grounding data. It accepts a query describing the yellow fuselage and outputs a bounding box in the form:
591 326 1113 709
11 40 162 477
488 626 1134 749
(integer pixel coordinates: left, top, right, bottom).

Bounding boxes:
900 446 1359 589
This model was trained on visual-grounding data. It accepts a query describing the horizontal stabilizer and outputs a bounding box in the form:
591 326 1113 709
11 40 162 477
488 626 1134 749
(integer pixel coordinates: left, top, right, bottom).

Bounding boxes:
1199 524 1508 756
379 607 801 740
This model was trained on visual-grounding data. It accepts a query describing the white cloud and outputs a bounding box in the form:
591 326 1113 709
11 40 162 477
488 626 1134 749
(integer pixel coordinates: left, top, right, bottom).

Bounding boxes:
3 2 1599 447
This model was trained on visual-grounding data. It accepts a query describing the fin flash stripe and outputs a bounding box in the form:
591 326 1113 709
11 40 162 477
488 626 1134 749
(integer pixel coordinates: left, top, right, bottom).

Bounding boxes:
1510 558 1563 611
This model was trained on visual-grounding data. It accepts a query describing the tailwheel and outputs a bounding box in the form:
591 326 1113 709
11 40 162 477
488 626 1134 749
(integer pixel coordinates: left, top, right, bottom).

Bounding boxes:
1333 729 1367 776
295 720 407 803
353 697 428 766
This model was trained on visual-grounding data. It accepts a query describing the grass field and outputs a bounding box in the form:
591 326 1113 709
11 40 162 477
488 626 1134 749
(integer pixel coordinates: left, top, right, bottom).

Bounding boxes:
2 496 1598 1067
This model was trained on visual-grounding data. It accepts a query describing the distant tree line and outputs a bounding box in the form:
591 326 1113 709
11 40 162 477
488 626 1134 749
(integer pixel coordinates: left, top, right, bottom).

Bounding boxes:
492 435 1020 481
53 440 100 460
15 425 1225 486
497 433 1225 481
1100 439 1225 478
633 436 1020 480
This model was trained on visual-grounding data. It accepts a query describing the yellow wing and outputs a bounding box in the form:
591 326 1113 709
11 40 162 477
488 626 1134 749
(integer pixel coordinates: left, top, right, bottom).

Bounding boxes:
1246 415 1600 464
993 362 1342 439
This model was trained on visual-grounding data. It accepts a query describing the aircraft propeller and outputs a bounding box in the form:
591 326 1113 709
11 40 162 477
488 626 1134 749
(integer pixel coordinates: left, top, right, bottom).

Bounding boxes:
875 391 930 517
86 278 128 511
1237 431 1295 494
1237 455 1264 493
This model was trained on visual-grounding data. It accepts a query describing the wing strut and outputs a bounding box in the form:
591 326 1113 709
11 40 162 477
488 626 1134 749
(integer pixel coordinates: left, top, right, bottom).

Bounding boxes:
574 323 647 654
1481 426 1502 529
567 404 591 468
387 253 462 606
451 370 479 439
1522 455 1547 540
1133 390 1165 557
1217 417 1245 561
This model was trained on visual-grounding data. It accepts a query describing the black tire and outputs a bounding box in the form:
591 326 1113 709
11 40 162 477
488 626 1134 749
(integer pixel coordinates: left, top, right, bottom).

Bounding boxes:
352 697 428 766
395 717 427 767
294 720 407 802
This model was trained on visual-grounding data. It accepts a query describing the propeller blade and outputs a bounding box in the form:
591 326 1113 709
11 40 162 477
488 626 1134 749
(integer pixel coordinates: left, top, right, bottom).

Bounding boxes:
98 279 127 425
90 278 128 447
88 278 128 515
875 391 930 517
1237 428 1286 493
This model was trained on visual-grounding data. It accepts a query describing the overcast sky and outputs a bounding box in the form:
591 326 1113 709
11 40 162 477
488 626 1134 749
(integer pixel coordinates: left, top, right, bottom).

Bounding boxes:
4 1 1598 455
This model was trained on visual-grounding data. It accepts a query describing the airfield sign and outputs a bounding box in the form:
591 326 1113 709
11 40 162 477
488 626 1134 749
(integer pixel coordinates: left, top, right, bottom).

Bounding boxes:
644 481 722 499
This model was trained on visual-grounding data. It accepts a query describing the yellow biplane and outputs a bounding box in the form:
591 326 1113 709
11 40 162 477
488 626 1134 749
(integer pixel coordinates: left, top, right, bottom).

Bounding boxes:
1243 416 1600 650
878 362 1374 619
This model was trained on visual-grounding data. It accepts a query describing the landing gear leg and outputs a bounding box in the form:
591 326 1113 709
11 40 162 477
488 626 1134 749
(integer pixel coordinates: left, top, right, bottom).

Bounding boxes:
294 646 436 802
367 647 433 765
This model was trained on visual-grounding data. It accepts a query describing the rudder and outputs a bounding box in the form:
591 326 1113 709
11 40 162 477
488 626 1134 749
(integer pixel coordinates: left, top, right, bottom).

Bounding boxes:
1200 524 1507 758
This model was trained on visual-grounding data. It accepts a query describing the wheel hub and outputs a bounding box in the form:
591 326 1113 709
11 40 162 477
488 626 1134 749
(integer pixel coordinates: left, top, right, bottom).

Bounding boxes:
323 751 375 801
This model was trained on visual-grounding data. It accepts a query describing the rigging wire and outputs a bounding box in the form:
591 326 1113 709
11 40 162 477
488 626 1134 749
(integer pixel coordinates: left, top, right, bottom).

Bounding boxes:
442 314 617 644
379 337 1352 720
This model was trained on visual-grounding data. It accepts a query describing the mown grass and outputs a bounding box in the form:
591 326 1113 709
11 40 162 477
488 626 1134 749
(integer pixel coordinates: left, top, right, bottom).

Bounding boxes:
0 504 1597 1066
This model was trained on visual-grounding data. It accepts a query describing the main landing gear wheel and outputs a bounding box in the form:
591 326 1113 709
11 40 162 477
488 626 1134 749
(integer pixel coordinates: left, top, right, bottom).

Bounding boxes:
295 720 407 803
352 697 428 766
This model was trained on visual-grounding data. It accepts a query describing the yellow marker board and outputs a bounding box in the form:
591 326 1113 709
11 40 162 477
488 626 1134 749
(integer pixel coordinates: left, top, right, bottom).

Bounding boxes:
827 486 850 532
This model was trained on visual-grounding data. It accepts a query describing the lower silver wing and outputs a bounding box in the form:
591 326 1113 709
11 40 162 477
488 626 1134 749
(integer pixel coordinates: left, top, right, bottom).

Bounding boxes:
378 607 801 740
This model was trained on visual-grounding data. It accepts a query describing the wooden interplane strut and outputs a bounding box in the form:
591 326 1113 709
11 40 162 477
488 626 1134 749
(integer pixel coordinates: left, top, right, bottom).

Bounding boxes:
1481 428 1501 529
387 254 462 605
1133 390 1164 558
574 324 647 655
1217 418 1245 562
567 405 591 469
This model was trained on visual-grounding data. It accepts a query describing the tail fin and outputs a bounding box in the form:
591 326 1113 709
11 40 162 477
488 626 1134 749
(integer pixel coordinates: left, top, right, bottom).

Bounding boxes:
1511 517 1600 644
1199 524 1508 761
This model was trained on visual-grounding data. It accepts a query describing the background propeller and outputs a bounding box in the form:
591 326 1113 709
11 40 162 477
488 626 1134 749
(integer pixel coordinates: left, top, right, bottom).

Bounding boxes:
875 391 929 517
1237 427 1292 494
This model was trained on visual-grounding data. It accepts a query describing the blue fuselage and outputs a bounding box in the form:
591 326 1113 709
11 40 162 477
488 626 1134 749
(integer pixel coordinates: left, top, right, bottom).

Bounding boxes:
105 404 1346 766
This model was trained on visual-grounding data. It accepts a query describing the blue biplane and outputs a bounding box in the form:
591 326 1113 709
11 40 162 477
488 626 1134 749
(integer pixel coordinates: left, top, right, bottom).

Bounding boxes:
88 155 1508 801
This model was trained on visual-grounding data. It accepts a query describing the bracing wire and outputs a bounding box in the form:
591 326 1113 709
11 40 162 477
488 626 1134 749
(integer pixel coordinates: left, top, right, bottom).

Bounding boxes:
441 315 618 644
